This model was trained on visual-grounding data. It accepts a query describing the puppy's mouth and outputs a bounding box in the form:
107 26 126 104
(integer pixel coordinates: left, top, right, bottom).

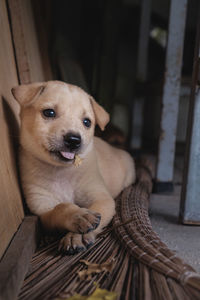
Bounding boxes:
50 150 76 162
47 132 83 163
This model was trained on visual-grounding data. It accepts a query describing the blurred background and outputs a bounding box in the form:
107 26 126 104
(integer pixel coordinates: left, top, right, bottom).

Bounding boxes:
41 0 197 153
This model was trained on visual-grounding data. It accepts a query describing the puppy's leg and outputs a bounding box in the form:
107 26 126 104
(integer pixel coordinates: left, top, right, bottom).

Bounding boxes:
58 192 115 254
40 203 101 233
87 192 116 234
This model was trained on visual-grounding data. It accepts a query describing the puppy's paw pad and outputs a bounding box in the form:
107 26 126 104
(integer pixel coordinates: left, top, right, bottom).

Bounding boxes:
83 232 95 248
66 246 75 255
58 232 86 255
74 216 94 234
66 246 85 255
82 210 101 231
72 209 101 234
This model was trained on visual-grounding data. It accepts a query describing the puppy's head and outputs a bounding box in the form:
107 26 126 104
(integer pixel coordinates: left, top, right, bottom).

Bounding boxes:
12 81 109 166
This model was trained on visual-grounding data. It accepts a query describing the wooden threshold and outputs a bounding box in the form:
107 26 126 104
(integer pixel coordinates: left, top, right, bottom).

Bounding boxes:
0 216 40 300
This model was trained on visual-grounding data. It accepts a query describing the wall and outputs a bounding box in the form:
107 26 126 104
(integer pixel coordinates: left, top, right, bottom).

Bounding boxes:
0 0 24 258
0 0 52 259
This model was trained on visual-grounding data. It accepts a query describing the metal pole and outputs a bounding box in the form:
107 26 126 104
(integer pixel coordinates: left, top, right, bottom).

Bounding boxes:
155 0 188 192
180 10 200 224
131 0 151 149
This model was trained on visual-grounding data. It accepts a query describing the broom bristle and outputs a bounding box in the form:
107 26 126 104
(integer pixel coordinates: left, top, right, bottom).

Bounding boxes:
18 157 200 300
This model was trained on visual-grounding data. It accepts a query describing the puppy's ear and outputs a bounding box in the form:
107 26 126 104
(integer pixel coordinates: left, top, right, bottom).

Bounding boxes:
11 82 45 106
90 97 110 131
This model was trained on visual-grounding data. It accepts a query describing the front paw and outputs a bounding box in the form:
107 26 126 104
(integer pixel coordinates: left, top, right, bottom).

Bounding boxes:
59 232 95 254
70 208 101 234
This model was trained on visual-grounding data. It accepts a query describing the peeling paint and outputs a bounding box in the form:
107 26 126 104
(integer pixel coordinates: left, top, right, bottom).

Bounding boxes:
156 0 188 183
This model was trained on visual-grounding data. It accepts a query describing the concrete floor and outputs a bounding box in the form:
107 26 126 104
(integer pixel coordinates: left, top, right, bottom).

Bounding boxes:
150 192 200 273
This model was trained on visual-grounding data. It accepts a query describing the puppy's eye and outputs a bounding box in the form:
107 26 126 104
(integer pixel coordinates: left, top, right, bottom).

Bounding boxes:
83 118 91 128
42 109 56 118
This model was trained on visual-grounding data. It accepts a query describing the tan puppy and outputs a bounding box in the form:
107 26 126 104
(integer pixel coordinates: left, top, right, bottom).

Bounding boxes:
12 81 136 254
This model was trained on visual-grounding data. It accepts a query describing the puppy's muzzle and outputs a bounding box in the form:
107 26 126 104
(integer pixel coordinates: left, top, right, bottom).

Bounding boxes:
63 133 81 151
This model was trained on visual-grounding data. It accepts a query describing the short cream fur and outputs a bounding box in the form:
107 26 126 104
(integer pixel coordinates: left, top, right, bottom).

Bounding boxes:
12 81 136 253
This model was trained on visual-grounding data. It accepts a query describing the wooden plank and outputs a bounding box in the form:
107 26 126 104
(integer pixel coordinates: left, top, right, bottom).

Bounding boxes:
7 0 45 83
0 0 24 259
0 216 39 300
32 0 53 81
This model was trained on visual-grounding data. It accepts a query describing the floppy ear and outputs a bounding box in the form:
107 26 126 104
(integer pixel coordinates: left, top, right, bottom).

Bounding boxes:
11 82 45 106
90 97 110 131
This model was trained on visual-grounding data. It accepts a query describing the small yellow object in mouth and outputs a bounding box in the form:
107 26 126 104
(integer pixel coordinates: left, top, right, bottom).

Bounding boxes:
74 154 82 167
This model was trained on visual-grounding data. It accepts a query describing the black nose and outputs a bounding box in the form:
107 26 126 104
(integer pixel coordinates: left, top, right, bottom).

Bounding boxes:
63 133 81 151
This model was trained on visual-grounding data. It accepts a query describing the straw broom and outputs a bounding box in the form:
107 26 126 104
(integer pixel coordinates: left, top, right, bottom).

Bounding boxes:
18 158 200 300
